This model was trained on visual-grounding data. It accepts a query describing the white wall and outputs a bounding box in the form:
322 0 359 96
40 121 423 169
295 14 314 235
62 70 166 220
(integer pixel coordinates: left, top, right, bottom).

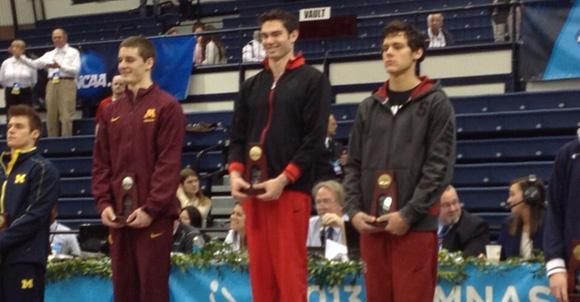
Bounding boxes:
44 0 139 19
43 0 235 20
189 48 512 111
0 0 13 26
526 79 580 92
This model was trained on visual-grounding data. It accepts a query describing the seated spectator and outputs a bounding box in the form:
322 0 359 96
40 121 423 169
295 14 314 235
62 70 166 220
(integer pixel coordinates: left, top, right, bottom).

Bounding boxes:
0 40 37 111
49 206 81 257
426 13 454 48
172 219 201 253
192 21 205 66
497 175 546 260
315 114 347 182
94 75 126 133
242 30 266 63
200 24 227 65
166 27 179 35
179 206 203 228
438 185 489 257
224 202 246 251
177 168 212 220
306 180 348 247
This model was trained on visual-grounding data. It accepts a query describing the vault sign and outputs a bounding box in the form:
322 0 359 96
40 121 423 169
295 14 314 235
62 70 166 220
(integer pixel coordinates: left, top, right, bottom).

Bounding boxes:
299 7 331 22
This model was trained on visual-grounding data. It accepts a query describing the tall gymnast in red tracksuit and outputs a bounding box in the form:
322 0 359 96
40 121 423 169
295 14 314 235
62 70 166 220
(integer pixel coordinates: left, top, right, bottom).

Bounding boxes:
228 9 331 302
92 36 186 302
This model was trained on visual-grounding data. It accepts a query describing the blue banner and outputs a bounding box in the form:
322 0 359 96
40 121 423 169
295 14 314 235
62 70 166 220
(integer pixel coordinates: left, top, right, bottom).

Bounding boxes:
436 264 555 302
150 36 195 101
543 0 580 80
45 264 555 302
519 1 577 81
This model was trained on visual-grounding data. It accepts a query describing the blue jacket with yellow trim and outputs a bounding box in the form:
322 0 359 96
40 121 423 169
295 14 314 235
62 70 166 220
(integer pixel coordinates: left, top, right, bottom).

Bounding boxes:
0 148 60 266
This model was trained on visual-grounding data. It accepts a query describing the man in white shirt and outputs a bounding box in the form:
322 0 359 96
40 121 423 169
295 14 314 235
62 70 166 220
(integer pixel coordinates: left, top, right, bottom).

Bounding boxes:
0 40 37 110
306 180 348 247
49 206 81 257
19 28 81 137
426 13 454 48
242 30 266 63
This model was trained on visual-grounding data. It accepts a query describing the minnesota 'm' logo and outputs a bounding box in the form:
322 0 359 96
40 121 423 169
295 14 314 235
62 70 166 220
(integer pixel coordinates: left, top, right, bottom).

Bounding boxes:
21 279 34 289
143 109 156 122
14 174 26 184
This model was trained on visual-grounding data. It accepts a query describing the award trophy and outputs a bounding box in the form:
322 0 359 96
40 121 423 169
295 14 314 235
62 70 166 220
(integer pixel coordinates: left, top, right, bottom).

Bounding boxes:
369 170 397 227
114 173 139 224
568 240 580 302
241 143 268 195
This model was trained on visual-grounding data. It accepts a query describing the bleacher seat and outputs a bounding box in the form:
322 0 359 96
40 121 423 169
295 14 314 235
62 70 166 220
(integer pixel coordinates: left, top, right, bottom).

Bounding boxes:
456 108 580 135
58 197 98 218
456 136 574 162
456 186 509 212
211 196 237 216
452 161 553 186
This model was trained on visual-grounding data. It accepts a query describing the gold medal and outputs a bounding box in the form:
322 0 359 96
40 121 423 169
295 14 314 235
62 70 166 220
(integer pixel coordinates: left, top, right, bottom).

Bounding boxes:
249 146 262 161
574 245 580 261
377 174 392 188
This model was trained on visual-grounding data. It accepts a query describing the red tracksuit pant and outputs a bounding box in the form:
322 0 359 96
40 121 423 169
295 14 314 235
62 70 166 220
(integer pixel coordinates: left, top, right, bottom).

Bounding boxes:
109 218 173 302
360 231 438 302
243 190 311 302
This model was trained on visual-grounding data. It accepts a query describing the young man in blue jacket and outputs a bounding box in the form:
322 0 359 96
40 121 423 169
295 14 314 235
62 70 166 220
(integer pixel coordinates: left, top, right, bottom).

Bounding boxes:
0 104 60 302
344 21 456 302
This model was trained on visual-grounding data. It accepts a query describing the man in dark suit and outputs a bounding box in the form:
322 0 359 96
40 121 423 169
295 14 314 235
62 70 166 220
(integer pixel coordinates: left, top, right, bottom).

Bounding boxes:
438 185 489 257
315 114 346 182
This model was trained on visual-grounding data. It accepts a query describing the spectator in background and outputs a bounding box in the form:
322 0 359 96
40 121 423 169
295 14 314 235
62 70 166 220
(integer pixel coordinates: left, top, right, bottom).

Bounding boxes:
165 27 179 35
490 0 520 42
200 24 227 65
0 40 37 111
438 185 489 257
224 202 246 251
242 30 266 63
49 206 81 257
177 168 212 220
315 114 347 182
192 21 205 66
94 75 126 134
172 217 200 253
490 0 510 42
18 28 80 137
426 13 454 48
544 138 580 302
140 0 159 17
497 175 545 260
179 206 203 229
307 180 348 247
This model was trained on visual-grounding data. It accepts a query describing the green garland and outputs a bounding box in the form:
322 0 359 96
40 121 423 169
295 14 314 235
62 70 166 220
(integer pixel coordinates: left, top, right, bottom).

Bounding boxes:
46 243 546 287
437 248 546 284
